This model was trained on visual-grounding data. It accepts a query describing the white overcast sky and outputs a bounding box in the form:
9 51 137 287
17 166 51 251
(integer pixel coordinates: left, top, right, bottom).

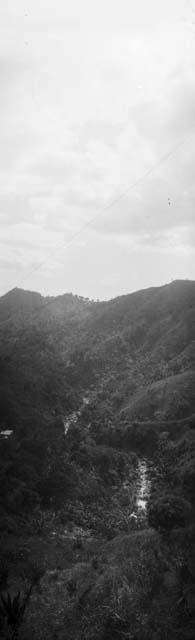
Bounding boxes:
0 0 195 299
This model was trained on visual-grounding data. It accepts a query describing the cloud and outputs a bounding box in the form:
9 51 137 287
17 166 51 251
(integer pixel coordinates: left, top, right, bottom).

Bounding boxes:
89 133 195 250
129 78 195 154
0 0 195 296
0 259 24 271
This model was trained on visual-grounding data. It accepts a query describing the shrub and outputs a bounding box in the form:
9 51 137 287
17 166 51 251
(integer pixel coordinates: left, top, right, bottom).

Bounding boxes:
148 493 192 532
0 559 9 592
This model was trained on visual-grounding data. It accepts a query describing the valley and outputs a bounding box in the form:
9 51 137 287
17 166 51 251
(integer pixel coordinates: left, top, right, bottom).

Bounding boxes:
0 280 195 639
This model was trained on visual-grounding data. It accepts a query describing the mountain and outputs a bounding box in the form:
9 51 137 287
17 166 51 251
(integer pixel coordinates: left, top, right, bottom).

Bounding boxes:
77 279 195 422
1 280 195 640
0 280 194 432
0 287 95 325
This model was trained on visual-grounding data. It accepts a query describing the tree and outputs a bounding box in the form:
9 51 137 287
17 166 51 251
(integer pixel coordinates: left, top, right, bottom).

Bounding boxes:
148 493 192 532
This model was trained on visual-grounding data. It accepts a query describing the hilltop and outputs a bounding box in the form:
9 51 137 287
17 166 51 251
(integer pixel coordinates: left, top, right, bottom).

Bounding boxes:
0 287 95 325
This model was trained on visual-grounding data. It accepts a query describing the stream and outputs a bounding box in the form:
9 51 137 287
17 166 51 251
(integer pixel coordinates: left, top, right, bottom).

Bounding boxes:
63 396 90 435
63 399 151 526
130 459 151 521
136 459 151 511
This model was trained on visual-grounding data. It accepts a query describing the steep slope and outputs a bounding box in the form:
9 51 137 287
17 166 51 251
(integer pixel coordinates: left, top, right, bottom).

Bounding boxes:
120 369 195 421
0 280 194 433
63 280 195 421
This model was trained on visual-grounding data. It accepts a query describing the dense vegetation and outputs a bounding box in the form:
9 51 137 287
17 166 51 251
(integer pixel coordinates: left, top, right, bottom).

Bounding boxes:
0 280 194 639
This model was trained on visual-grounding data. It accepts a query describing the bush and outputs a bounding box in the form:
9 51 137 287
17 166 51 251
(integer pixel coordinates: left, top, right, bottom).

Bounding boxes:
0 514 19 535
148 493 192 532
0 559 9 592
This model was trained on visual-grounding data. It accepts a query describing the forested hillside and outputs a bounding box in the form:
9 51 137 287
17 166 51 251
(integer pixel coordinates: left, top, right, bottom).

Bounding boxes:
0 280 195 639
0 280 194 431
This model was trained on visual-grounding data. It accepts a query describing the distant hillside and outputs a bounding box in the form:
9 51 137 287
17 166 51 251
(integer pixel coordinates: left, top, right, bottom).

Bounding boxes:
65 280 195 422
0 287 44 322
0 280 194 432
120 369 195 421
0 287 95 325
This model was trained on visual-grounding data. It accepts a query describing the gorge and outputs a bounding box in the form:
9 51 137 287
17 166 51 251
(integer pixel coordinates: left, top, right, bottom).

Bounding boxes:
0 280 195 640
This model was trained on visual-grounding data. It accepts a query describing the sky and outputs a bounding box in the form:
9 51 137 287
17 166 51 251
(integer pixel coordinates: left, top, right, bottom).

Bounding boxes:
0 0 195 299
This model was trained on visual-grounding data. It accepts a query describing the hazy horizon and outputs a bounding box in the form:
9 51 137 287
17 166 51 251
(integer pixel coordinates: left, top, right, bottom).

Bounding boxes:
1 1 195 299
1 277 194 303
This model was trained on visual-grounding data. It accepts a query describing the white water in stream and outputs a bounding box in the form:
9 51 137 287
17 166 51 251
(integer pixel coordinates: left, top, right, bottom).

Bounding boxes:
136 460 151 512
127 459 151 522
63 401 151 525
63 396 90 435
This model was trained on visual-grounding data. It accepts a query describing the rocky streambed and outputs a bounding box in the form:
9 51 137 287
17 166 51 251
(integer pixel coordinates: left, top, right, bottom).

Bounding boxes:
63 399 152 534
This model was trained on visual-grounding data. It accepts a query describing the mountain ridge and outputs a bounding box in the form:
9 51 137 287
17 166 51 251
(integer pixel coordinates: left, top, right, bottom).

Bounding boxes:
1 278 194 312
0 279 194 431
